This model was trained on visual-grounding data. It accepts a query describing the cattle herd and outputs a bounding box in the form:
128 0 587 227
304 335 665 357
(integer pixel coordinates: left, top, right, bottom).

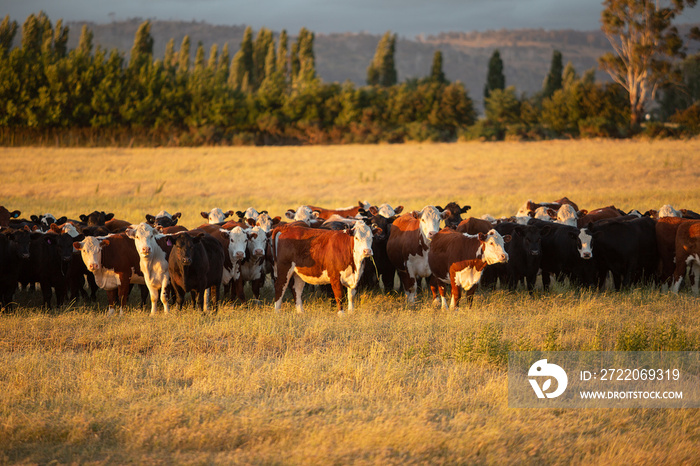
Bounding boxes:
0 198 699 316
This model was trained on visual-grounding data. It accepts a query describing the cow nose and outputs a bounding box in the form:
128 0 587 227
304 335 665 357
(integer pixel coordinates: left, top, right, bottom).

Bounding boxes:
182 258 192 266
428 231 437 239
500 253 508 261
235 251 245 259
254 249 264 256
141 246 151 255
88 263 100 271
530 250 540 256
22 253 30 259
583 252 592 259
363 248 373 257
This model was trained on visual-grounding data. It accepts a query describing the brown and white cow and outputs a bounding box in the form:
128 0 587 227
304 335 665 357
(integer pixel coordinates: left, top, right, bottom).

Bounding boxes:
671 220 700 295
126 223 172 315
236 225 270 302
273 221 374 315
368 203 404 219
191 224 248 294
201 208 235 224
73 234 145 315
428 229 510 310
555 204 578 227
285 205 323 226
386 206 448 303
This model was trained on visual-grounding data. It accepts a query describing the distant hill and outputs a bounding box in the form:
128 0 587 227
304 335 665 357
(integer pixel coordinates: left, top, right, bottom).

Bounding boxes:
62 19 699 109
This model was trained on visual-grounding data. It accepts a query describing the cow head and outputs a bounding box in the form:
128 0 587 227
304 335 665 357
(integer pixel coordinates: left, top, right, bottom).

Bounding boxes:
367 215 391 242
236 207 261 222
226 226 248 262
349 220 374 264
286 206 320 225
146 210 181 228
514 225 544 257
201 208 234 224
556 204 578 227
533 206 556 221
0 206 21 227
658 205 682 218
477 229 510 265
436 202 471 230
368 203 404 219
255 212 280 233
5 227 31 259
413 206 447 241
126 223 161 258
171 233 200 266
53 232 77 263
80 211 114 227
73 236 110 271
246 226 268 260
569 226 593 260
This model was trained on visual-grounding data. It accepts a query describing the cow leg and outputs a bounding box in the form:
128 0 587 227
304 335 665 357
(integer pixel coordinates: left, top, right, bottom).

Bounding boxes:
40 280 53 309
203 288 210 313
449 279 461 311
118 281 131 316
160 283 170 315
292 274 305 314
174 285 185 311
146 282 160 315
274 263 295 312
397 270 417 304
464 285 478 308
106 289 118 315
690 257 700 295
346 287 358 316
541 271 551 291
210 285 219 313
251 276 265 301
429 276 440 307
329 276 345 315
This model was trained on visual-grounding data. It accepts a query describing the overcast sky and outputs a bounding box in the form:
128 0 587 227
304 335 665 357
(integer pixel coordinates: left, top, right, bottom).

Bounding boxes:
4 0 700 37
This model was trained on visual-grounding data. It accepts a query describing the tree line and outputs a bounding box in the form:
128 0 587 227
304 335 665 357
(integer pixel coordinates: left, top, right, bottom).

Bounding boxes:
0 9 698 147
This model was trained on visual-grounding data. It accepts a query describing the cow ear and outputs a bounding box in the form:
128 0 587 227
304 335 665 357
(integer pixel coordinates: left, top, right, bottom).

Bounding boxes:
105 213 115 221
73 241 83 250
411 211 420 219
226 210 235 217
10 210 21 218
478 232 487 242
145 214 156 225
503 234 512 243
200 212 209 219
171 212 181 220
245 218 255 227
125 228 136 238
435 205 443 211
440 210 450 220
372 225 383 236
369 206 379 216
578 210 588 216
50 223 61 234
285 210 295 220
30 215 39 222
461 205 472 213
100 239 110 247
394 206 403 215
236 211 245 219
312 210 321 218
56 216 67 224
80 214 88 222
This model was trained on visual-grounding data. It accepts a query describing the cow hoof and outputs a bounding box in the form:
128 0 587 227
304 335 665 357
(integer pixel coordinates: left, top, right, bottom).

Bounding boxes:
431 298 440 307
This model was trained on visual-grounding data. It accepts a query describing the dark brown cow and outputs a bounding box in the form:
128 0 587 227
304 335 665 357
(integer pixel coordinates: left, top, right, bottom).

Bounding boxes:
0 206 21 227
273 222 374 315
656 217 694 286
428 229 510 310
456 217 493 235
670 220 700 295
577 206 624 227
436 202 472 230
105 218 132 233
73 233 146 315
168 233 225 312
79 211 115 227
145 210 182 228
386 206 448 303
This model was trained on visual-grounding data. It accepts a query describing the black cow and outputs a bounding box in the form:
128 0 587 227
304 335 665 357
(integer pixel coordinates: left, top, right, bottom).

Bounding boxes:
0 227 31 310
483 222 545 292
168 233 225 312
436 202 472 230
356 214 398 293
528 219 597 290
146 211 182 228
79 211 115 227
586 217 658 290
21 232 75 308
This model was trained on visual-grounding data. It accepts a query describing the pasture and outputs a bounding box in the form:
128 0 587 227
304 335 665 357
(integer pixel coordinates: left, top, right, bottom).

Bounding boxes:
1 140 700 464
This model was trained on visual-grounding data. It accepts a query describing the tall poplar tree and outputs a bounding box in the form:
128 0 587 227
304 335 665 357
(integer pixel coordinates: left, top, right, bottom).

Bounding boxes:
367 31 397 86
542 50 563 98
129 20 153 69
430 50 447 84
484 50 505 100
177 35 190 74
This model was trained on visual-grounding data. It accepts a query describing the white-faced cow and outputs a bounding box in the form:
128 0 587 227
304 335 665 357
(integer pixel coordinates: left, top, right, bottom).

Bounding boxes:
201 208 235 225
126 223 172 315
236 225 270 302
428 229 510 310
556 204 578 227
386 206 448 303
273 221 374 315
659 204 682 218
285 205 322 226
368 203 404 219
73 234 146 315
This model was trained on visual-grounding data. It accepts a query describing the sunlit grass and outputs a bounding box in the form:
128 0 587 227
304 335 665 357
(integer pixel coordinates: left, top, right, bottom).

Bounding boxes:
1 140 699 463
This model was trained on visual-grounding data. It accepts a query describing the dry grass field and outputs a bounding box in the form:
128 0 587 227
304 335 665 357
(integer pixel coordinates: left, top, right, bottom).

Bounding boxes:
1 140 700 464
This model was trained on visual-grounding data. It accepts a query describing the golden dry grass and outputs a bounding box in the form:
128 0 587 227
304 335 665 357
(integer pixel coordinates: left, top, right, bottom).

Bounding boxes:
1 140 700 464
